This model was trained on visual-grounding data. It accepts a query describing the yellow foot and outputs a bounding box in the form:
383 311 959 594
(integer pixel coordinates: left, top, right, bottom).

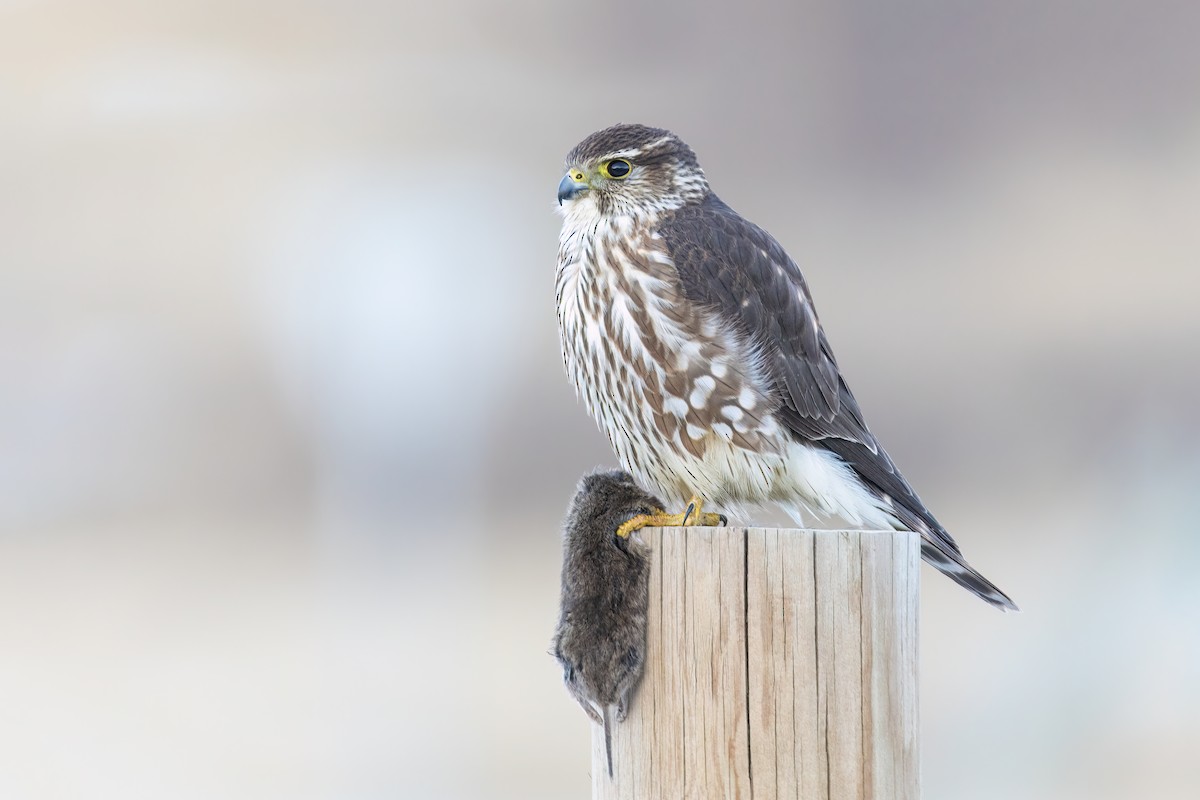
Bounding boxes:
615 496 728 538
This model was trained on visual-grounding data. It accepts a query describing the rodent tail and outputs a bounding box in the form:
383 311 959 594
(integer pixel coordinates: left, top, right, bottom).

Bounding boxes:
602 704 614 778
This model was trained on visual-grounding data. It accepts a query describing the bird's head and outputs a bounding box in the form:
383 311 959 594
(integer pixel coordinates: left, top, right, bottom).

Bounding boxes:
557 124 709 218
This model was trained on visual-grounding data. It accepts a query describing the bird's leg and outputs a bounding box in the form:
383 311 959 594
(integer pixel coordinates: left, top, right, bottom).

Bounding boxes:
615 496 727 538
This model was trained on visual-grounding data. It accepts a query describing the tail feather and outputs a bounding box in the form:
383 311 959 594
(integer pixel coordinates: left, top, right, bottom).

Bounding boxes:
780 473 1019 611
833 448 1019 612
921 540 1019 612
888 494 1019 611
881 488 1019 612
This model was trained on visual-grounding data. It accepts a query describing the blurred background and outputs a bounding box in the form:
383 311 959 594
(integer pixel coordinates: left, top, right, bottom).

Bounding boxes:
1 1 1198 798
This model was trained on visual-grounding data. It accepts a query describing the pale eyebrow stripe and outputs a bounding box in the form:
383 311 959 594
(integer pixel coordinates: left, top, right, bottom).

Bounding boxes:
603 135 676 162
640 135 676 152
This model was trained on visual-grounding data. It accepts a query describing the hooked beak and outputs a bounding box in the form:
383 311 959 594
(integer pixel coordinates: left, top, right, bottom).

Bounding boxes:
557 172 588 205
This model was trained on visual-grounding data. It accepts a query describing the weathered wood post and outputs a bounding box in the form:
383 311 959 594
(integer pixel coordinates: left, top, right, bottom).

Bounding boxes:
592 527 920 800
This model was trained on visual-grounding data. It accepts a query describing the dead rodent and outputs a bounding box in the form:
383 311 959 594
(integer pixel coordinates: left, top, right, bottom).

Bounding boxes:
552 469 662 778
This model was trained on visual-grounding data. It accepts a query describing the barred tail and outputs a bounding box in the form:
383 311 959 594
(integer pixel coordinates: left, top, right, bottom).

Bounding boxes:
857 470 1020 612
921 540 1019 612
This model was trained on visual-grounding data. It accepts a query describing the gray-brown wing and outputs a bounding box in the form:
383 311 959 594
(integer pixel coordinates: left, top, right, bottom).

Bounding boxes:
659 194 873 444
659 194 960 554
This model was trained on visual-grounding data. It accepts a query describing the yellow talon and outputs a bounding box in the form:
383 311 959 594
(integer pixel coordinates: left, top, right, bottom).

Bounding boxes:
615 496 727 538
615 511 663 539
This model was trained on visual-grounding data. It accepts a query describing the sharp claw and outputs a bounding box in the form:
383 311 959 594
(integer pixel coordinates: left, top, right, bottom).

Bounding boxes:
682 502 696 526
718 514 728 526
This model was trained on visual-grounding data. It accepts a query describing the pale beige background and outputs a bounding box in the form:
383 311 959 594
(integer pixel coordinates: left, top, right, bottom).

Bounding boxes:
2 2 1198 798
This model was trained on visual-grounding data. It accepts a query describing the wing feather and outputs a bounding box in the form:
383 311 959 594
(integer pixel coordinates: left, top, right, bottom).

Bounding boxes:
660 193 958 553
661 194 862 438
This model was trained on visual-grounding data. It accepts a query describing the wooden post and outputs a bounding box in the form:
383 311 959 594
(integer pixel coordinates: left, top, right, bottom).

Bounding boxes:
592 528 920 800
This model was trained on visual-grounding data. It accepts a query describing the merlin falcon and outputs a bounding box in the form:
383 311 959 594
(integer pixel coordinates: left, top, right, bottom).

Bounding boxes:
555 123 1016 611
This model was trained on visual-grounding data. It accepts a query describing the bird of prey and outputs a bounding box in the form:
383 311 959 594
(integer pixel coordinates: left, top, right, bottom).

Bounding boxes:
554 123 1016 611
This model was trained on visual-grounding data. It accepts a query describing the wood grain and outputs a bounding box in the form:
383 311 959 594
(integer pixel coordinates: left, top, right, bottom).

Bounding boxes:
592 528 919 800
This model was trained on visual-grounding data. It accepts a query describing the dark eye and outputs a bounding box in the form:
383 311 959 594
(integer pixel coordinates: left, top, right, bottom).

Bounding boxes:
603 159 632 179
